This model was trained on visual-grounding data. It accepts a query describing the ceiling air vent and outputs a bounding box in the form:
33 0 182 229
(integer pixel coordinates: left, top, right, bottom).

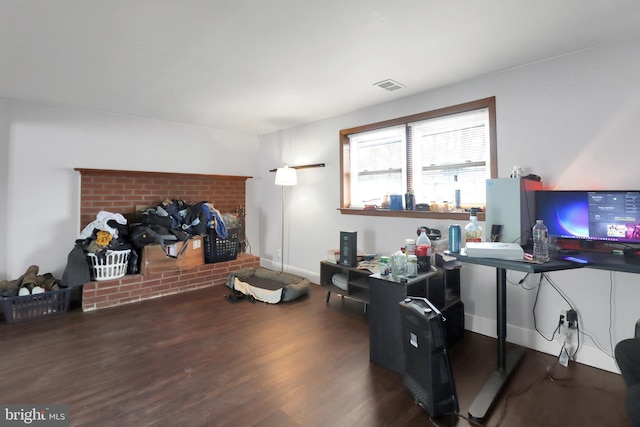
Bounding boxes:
373 79 405 92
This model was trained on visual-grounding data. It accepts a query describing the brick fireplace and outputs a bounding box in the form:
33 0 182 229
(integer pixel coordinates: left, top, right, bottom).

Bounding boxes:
76 168 260 311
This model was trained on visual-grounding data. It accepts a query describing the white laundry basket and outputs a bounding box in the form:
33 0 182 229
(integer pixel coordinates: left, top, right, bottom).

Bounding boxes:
87 249 131 281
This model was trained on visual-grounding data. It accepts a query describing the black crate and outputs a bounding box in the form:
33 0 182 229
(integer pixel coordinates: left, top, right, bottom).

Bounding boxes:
204 227 239 263
2 287 71 324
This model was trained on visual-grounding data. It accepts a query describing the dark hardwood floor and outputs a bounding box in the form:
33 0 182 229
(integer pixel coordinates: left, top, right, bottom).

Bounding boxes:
0 283 630 427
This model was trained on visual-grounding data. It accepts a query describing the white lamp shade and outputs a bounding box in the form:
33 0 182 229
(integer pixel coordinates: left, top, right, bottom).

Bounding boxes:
275 165 297 186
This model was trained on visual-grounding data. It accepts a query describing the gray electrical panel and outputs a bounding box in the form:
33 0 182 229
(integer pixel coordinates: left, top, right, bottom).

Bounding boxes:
485 178 542 245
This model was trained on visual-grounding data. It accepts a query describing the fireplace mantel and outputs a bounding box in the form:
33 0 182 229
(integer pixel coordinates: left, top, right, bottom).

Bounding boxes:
77 167 257 311
74 168 252 181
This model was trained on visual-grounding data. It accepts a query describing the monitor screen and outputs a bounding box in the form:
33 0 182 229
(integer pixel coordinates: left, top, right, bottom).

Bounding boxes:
535 190 640 244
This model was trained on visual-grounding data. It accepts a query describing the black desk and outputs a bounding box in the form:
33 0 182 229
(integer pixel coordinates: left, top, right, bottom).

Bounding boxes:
369 269 440 373
451 254 584 421
559 251 640 274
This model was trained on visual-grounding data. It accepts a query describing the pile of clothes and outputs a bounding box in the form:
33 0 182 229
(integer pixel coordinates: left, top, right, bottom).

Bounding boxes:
61 200 231 286
62 211 134 287
130 199 228 247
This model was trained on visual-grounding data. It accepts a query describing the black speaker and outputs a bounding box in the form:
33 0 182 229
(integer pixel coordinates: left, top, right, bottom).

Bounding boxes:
339 231 357 267
399 297 459 418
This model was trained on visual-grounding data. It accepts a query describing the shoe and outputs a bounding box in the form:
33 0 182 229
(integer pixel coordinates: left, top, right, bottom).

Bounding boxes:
225 290 246 303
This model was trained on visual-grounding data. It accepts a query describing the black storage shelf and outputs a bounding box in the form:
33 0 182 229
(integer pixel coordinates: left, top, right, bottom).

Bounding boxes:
320 261 372 305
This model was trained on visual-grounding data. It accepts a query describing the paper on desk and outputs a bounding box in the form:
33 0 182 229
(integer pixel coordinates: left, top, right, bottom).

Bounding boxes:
438 252 462 270
357 260 379 271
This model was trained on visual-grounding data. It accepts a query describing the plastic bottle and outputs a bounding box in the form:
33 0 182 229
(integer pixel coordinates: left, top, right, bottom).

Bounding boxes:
532 219 550 262
465 208 483 243
379 256 390 275
405 189 415 211
511 166 524 178
391 251 407 278
453 175 461 209
416 228 432 273
405 239 416 256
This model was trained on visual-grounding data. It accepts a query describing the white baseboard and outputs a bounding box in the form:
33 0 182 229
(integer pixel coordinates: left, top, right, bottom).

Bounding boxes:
260 258 320 284
264 259 621 374
466 313 620 374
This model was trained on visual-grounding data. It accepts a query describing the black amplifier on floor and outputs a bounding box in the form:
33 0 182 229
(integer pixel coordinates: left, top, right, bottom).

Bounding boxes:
399 297 459 418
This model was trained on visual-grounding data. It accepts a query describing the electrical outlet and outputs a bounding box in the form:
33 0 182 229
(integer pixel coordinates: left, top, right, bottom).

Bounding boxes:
275 249 281 261
558 309 567 337
559 309 568 323
558 308 578 366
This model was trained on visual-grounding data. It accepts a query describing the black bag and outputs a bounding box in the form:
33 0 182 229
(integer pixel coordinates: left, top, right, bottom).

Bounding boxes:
129 225 163 248
129 224 179 249
170 228 191 241
141 212 172 228
182 202 208 235
128 249 140 274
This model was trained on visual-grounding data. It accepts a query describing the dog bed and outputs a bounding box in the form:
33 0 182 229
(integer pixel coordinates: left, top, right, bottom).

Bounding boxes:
225 267 310 304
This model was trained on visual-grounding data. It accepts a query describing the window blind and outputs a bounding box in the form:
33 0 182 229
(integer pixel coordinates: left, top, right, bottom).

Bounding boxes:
348 125 405 207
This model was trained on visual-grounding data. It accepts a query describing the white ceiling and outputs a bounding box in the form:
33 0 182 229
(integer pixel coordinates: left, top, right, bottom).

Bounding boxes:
2 1 640 135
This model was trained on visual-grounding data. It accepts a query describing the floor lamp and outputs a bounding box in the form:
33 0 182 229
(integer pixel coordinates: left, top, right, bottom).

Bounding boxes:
275 165 297 272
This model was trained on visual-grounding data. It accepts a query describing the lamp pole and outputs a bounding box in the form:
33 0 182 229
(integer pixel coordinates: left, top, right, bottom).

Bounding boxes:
274 165 297 273
280 185 285 272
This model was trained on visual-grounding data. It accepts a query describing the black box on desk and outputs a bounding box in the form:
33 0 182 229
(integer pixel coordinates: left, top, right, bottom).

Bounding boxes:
399 297 459 418
339 231 357 267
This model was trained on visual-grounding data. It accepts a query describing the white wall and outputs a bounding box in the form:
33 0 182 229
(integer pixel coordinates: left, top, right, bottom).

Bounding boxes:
258 37 640 372
0 99 9 278
0 100 260 280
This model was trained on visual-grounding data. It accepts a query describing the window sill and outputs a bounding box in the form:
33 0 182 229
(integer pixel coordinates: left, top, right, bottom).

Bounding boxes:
338 208 485 222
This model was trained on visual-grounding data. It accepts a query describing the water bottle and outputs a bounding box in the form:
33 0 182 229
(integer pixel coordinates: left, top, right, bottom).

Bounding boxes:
532 219 550 262
511 165 524 178
405 189 415 210
453 175 461 210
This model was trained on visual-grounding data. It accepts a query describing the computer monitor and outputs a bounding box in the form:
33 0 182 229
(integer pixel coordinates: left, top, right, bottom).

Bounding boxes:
535 190 640 244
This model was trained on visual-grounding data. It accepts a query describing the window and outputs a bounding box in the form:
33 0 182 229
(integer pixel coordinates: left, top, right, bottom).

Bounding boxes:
347 125 406 205
340 97 496 216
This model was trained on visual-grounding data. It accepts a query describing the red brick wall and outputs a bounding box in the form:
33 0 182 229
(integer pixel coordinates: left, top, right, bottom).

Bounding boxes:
82 254 260 312
76 168 251 228
76 168 257 311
